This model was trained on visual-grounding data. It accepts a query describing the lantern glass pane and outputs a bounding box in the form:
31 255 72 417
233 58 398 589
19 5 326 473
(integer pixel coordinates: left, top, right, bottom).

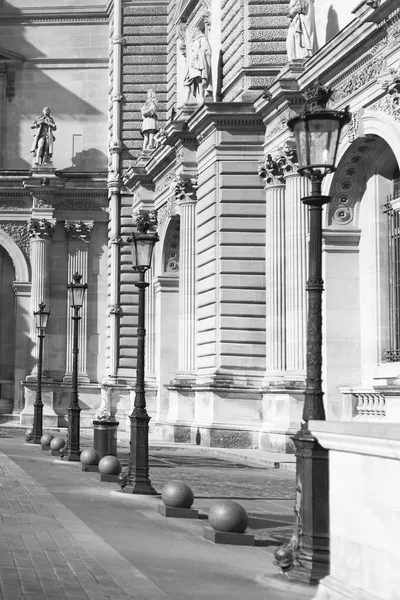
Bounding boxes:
34 310 49 330
130 238 138 268
135 237 154 269
69 284 85 307
293 116 341 174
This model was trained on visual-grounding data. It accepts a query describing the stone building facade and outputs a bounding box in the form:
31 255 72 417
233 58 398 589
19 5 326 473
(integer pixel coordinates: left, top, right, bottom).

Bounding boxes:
0 0 400 456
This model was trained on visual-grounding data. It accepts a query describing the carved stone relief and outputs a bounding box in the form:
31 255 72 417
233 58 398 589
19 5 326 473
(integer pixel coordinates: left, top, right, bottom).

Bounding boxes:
0 223 31 258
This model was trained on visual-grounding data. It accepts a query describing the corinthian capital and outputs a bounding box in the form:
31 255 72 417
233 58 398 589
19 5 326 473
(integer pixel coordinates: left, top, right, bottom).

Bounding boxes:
65 220 93 242
174 174 198 203
258 154 284 185
28 218 55 240
276 141 299 175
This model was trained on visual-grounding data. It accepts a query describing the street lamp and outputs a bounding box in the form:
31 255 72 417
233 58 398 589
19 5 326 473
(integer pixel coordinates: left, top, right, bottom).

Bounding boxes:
274 86 350 584
120 210 159 494
31 302 50 444
64 272 87 461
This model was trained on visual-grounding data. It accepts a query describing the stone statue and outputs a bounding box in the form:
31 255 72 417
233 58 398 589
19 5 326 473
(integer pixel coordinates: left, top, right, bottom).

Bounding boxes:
95 386 112 421
287 0 318 62
183 27 212 104
140 89 159 151
30 107 57 165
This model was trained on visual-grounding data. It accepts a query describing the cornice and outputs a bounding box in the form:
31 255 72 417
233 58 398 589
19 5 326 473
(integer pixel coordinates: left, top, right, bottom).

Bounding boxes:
0 6 109 26
187 102 264 138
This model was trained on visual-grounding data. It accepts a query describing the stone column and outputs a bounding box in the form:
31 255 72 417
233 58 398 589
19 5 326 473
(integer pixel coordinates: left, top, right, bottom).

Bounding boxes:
259 157 286 378
175 176 197 376
63 220 93 383
28 218 55 375
281 145 309 378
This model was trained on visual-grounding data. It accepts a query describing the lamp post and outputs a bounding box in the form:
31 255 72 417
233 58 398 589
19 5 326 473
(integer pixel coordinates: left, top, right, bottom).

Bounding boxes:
119 210 159 494
274 87 350 584
31 302 50 444
64 272 88 461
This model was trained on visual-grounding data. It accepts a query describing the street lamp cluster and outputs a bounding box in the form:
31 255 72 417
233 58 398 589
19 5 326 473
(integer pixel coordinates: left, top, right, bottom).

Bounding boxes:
28 87 349 584
30 272 87 464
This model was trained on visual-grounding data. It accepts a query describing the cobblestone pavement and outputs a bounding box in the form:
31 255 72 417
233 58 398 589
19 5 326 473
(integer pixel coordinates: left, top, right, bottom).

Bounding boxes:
0 430 306 600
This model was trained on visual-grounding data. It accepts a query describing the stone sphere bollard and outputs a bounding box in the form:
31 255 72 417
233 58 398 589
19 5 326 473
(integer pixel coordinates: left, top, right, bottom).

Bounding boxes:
161 481 194 509
208 500 249 534
40 432 54 446
80 448 101 466
50 436 66 451
98 455 122 475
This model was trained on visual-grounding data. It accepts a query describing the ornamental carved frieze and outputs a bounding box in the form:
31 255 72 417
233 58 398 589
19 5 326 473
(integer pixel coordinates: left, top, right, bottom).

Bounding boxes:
155 171 176 193
65 220 93 243
28 218 55 240
0 222 30 258
56 198 103 211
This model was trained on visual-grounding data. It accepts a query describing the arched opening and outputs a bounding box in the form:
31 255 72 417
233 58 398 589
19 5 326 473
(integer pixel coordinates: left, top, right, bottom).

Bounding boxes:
0 245 16 413
324 133 399 419
153 216 180 426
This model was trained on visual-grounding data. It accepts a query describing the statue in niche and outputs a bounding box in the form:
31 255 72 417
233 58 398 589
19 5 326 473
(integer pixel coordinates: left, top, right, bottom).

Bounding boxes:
30 107 57 165
140 89 159 151
287 0 318 62
183 26 212 104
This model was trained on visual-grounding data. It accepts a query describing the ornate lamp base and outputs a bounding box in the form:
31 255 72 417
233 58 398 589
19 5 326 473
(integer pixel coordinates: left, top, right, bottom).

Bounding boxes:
64 405 81 462
119 412 157 495
274 427 329 585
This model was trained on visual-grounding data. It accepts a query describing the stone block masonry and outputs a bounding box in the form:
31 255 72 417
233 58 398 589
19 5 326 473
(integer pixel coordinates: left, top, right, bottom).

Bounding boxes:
121 1 169 171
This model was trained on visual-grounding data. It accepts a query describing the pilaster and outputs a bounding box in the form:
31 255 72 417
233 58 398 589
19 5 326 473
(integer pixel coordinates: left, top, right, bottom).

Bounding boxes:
259 156 286 379
63 220 93 384
175 176 198 377
281 145 309 380
27 218 55 375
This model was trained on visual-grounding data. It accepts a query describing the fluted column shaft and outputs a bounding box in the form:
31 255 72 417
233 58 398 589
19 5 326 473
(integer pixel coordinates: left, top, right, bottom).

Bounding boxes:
284 172 309 376
29 219 55 372
265 182 286 376
178 196 197 373
64 221 93 382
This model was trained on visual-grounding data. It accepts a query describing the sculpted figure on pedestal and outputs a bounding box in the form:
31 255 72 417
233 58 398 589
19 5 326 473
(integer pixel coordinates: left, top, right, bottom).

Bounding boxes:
287 0 318 62
183 26 212 104
30 107 57 165
140 89 159 151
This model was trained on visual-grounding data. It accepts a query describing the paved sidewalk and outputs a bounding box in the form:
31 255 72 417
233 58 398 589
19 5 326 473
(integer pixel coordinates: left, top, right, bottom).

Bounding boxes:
0 433 314 600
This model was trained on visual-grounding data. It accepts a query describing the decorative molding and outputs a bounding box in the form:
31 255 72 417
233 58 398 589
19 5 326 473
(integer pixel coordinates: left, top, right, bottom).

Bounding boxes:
0 8 108 25
0 223 31 258
64 220 93 242
28 218 55 241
